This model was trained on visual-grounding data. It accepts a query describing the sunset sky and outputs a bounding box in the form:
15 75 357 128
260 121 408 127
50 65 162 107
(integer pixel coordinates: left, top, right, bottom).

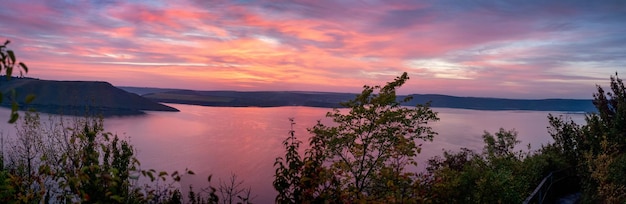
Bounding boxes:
1 0 625 99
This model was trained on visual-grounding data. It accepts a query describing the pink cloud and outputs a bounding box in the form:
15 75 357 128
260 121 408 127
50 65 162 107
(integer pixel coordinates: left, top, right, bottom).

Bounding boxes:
1 0 623 99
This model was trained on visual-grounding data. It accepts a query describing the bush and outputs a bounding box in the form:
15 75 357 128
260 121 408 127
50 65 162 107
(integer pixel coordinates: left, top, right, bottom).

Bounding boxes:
422 128 562 203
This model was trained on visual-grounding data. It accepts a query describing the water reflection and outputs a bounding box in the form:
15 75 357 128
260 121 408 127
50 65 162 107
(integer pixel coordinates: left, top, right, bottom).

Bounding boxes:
103 105 335 203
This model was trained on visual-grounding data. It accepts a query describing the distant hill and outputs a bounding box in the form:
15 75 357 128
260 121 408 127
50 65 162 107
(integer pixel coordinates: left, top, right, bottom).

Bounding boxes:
401 94 594 112
0 78 178 116
120 87 596 112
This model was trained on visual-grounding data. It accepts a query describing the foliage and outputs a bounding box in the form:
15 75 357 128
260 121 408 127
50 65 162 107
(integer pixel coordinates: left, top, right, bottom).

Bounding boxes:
422 128 554 203
482 128 522 159
581 73 626 202
273 118 304 203
274 72 439 203
547 114 582 166
0 112 228 203
0 40 33 123
0 40 29 78
547 73 626 203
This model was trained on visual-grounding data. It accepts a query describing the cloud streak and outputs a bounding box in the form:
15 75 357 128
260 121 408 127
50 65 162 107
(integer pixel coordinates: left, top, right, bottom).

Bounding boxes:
1 0 625 98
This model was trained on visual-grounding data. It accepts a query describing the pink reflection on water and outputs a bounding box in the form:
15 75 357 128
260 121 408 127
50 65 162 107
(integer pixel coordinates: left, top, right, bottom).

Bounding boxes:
104 104 333 203
103 105 585 203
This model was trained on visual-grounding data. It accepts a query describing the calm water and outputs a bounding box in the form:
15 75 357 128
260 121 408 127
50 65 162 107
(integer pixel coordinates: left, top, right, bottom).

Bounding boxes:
0 104 586 203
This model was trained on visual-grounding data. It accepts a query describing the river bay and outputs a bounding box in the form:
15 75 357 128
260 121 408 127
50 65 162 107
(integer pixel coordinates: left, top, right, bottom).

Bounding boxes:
0 104 586 203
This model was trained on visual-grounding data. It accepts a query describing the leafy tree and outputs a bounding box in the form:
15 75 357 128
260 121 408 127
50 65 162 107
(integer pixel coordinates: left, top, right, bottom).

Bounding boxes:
313 72 439 201
587 73 626 152
547 73 626 203
582 73 626 202
273 118 304 203
482 128 521 159
547 114 582 166
274 72 439 203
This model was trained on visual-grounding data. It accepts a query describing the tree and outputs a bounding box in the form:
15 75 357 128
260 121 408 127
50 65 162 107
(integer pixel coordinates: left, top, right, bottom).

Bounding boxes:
548 73 626 203
274 72 439 202
547 114 582 166
273 118 304 203
482 128 521 159
587 73 626 152
581 73 626 202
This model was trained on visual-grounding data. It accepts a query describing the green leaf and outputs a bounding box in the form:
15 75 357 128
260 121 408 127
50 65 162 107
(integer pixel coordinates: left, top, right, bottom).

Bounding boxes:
25 94 35 103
